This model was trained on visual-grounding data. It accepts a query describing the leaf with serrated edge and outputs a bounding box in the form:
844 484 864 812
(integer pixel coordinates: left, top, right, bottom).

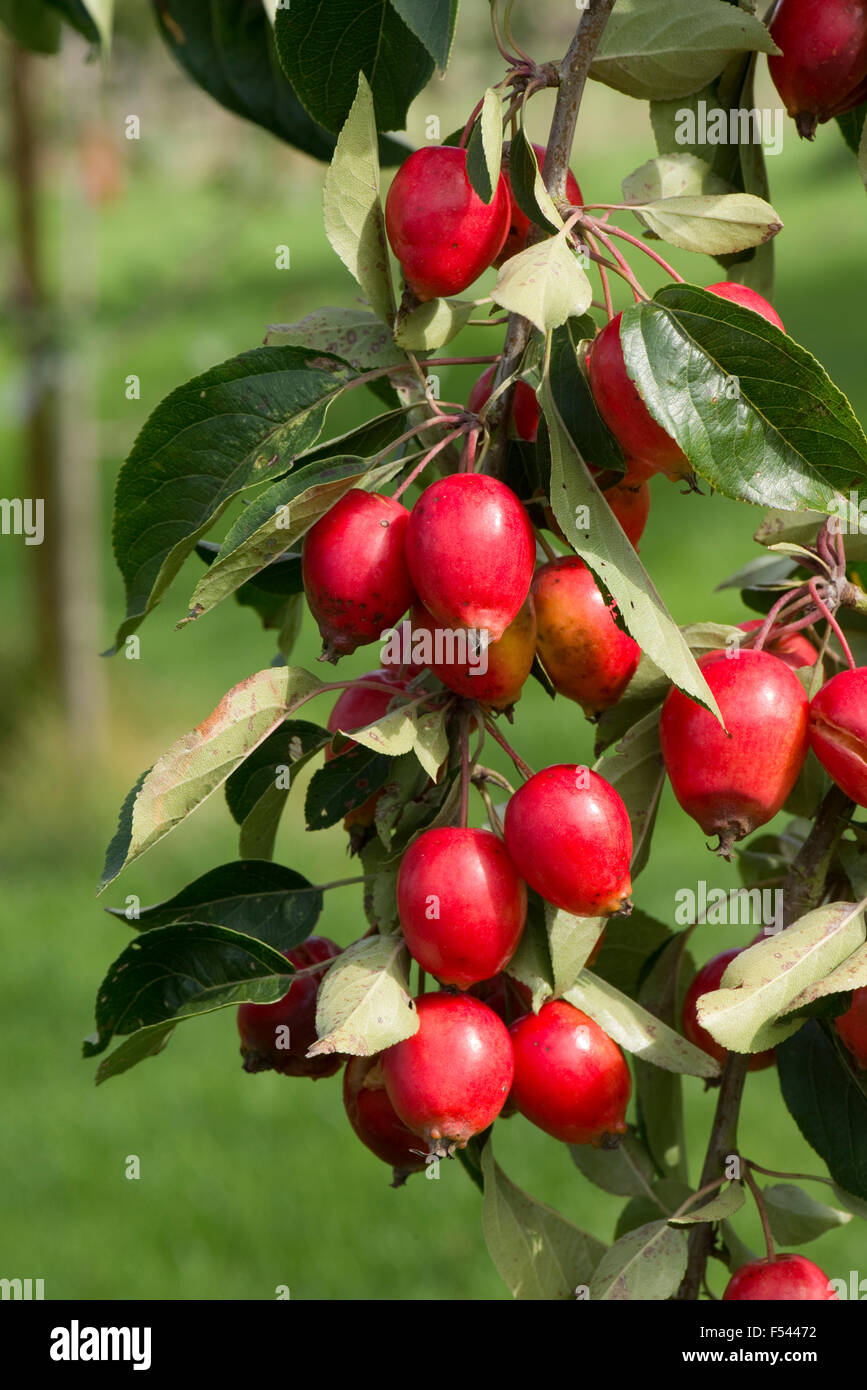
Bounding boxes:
311 935 417 1056
589 1220 688 1301
698 902 867 1052
620 286 867 511
542 372 721 720
98 667 322 893
94 1020 175 1085
780 939 867 1017
492 232 591 335
632 192 781 256
763 1184 852 1246
506 127 563 233
590 0 779 102
481 1143 605 1300
565 972 720 1078
670 1183 745 1224
323 72 394 324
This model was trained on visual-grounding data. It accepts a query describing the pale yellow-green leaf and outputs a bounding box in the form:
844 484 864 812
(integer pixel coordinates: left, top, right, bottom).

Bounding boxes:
589 1221 688 1301
394 297 475 350
413 708 449 780
632 193 782 256
622 153 730 204
323 72 394 323
311 935 417 1056
698 902 867 1052
546 904 606 998
564 972 720 1079
492 232 591 334
781 938 867 1018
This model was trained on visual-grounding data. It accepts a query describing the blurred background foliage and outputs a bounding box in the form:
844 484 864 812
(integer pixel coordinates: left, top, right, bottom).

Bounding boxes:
1 3 866 1300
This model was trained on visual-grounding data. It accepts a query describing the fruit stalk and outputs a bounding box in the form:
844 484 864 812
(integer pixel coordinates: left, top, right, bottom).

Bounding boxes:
484 0 617 476
677 782 854 1298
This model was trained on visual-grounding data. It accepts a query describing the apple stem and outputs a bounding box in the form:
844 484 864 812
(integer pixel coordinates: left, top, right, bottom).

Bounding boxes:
483 716 534 780
392 427 467 501
744 1166 776 1262
583 216 686 283
808 577 857 670
459 707 472 829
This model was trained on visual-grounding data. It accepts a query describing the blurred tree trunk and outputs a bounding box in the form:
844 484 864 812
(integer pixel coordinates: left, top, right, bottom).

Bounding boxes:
8 43 62 688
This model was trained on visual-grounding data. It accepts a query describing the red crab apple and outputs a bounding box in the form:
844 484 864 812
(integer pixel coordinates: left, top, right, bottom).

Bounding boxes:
682 948 776 1071
410 597 536 710
587 284 785 481
659 648 810 857
532 557 641 716
496 143 583 265
326 671 409 833
769 0 867 140
723 1254 837 1301
739 618 818 670
385 146 510 301
237 937 342 1078
808 666 867 807
509 1000 631 1145
405 473 535 641
835 986 867 1067
342 1055 427 1185
302 489 414 661
504 764 633 917
468 364 539 442
397 827 527 988
380 992 515 1151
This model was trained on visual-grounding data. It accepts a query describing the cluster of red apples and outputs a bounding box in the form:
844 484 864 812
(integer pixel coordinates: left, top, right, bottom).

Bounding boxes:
235 6 867 1296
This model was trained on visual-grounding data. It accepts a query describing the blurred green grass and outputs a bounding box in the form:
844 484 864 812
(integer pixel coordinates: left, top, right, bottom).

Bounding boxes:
1 59 866 1300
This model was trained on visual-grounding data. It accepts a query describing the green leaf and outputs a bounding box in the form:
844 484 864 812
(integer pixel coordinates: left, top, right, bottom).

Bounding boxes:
548 320 624 474
507 891 555 1012
860 117 867 194
304 747 393 830
111 346 356 647
634 930 694 1182
393 297 475 351
151 0 342 162
619 285 867 511
413 707 449 780
670 1183 745 1224
564 971 720 1078
588 1220 688 1301
93 1021 176 1085
324 73 395 324
569 1127 656 1198
698 902 867 1053
311 934 417 1056
181 456 403 625
595 708 664 880
590 0 778 102
837 102 867 156
622 153 730 203
630 192 781 256
505 128 562 233
492 233 591 334
388 0 458 69
591 910 672 998
266 308 405 376
780 940 867 1020
274 0 435 135
45 0 99 44
466 87 502 204
78 0 110 48
481 1143 605 1300
763 1184 852 1246
778 1021 867 1202
542 371 722 719
225 720 329 860
615 1179 693 1238
85 923 295 1055
0 0 61 50
107 860 322 953
546 904 606 998
339 701 421 756
98 666 323 892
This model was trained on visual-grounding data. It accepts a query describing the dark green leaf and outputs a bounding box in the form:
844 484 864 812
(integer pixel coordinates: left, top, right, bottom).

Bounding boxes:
85 922 296 1056
93 1021 176 1085
0 0 61 51
274 0 435 135
106 860 323 952
111 345 356 648
778 1021 867 1202
837 102 867 156
196 542 303 597
548 319 624 473
226 719 327 816
620 285 867 510
305 747 393 830
388 0 458 69
570 1126 656 1197
45 0 99 43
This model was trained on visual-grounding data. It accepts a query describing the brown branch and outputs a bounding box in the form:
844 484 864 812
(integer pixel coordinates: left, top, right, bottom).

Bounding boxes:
483 0 616 477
